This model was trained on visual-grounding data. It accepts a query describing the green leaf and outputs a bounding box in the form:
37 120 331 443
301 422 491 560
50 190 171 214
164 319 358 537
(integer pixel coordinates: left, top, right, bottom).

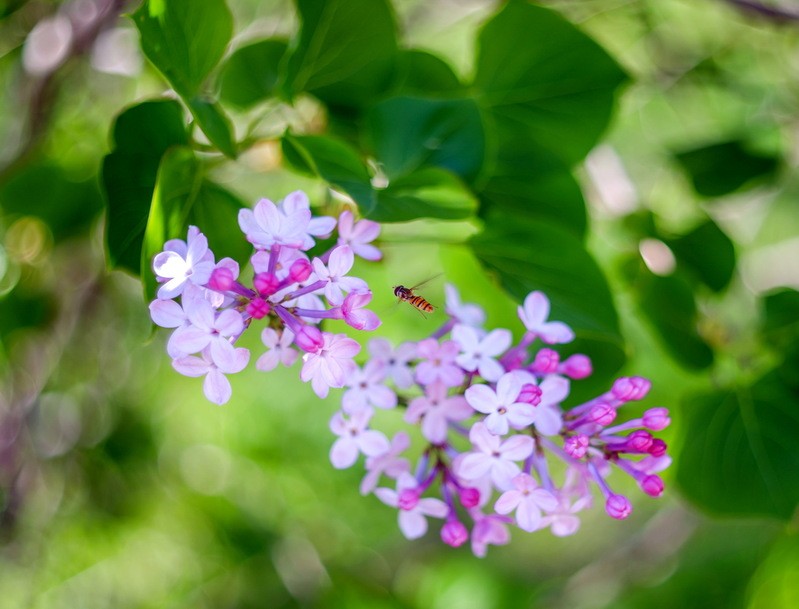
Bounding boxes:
479 140 586 238
366 96 485 182
219 39 288 108
142 146 248 299
626 262 714 369
281 133 376 213
372 167 478 223
763 288 799 343
0 162 103 241
674 140 780 198
132 0 233 97
282 0 398 107
473 0 627 165
666 219 736 292
677 371 799 520
102 99 189 275
391 50 463 96
187 97 237 159
470 212 625 387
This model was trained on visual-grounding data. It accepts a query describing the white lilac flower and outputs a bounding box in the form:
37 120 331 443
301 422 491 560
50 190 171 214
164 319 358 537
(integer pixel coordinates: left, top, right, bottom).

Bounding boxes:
279 190 336 250
453 324 511 382
361 431 411 495
444 283 486 327
518 291 575 344
336 209 382 261
300 333 360 398
172 347 249 405
152 226 215 300
329 409 390 469
404 381 472 444
534 374 570 435
238 197 311 249
465 373 537 435
375 473 448 539
456 422 534 491
342 360 397 414
415 338 465 387
494 473 558 532
368 338 417 389
311 245 368 304
470 513 510 557
256 328 298 372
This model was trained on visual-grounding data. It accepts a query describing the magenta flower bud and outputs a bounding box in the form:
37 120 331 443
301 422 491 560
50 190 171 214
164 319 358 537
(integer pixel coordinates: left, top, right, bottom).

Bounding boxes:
254 272 280 296
605 494 632 520
398 488 420 510
612 376 652 401
565 434 589 458
208 267 235 291
246 296 270 320
289 258 312 283
627 430 653 452
649 438 668 457
518 383 543 406
641 475 664 497
531 348 559 374
441 519 469 547
588 404 616 426
643 407 671 431
459 487 481 508
560 354 592 379
294 325 324 353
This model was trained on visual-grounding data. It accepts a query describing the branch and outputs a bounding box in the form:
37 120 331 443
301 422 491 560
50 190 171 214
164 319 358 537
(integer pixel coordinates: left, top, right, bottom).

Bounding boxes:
723 0 799 22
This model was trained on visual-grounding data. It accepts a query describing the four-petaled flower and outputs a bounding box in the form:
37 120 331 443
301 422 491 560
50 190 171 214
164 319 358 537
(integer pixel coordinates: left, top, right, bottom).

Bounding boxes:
415 338 465 387
312 245 368 304
301 333 361 398
518 291 575 344
456 422 534 490
256 328 298 371
342 360 397 414
172 347 249 405
361 431 411 495
368 338 417 389
465 373 537 435
453 324 511 382
238 197 311 249
375 473 448 539
337 209 382 261
329 409 390 469
404 381 472 444
494 473 559 532
153 226 215 300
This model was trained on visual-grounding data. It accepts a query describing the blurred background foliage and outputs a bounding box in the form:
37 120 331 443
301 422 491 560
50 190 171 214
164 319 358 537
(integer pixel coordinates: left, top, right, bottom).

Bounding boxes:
1 0 799 607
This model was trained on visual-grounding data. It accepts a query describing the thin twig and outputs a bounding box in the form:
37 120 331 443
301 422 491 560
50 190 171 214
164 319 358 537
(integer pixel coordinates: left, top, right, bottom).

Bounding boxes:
723 0 799 22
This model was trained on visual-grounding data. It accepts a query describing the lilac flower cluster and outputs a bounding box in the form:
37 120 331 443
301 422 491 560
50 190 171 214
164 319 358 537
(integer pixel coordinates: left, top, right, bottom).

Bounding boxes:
329 287 671 557
148 191 381 404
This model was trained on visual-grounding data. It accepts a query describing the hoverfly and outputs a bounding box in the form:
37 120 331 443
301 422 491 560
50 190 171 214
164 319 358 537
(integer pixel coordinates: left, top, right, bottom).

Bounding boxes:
393 275 439 316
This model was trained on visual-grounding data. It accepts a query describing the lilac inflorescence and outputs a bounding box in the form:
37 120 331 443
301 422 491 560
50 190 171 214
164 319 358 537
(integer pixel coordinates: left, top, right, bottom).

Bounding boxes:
149 192 382 405
330 287 671 557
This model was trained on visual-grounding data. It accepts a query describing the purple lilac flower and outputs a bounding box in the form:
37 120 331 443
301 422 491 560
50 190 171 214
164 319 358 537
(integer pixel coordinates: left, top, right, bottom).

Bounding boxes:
336 209 382 261
329 409 390 469
328 285 671 556
150 194 382 405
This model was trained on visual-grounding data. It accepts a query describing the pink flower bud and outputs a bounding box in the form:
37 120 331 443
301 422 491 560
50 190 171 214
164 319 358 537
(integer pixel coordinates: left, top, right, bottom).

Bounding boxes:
398 488 420 510
518 383 543 406
289 258 313 283
627 430 653 452
208 267 234 291
459 487 481 508
254 272 279 296
605 494 632 520
643 407 670 431
611 376 652 401
565 434 589 458
294 325 324 353
640 475 664 497
648 438 668 457
560 354 592 379
441 519 469 547
588 404 616 426
531 348 559 374
246 296 270 319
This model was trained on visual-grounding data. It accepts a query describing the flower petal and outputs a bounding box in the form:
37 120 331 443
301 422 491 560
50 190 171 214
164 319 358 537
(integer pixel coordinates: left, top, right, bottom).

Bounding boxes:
203 369 232 405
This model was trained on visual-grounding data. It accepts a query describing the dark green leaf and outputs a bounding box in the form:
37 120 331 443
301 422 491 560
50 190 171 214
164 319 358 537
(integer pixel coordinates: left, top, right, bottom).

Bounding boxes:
473 0 627 165
666 220 736 292
372 167 477 222
282 0 398 107
133 0 233 97
479 139 586 238
763 288 799 342
470 212 625 387
187 97 238 159
102 100 189 274
281 133 376 213
627 262 714 369
366 96 485 182
141 147 249 299
219 39 288 108
0 163 103 241
391 50 463 96
674 140 779 198
677 371 799 520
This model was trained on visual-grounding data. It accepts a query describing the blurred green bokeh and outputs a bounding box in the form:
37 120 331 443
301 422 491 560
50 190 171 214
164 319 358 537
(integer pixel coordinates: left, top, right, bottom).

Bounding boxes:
2 0 799 607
